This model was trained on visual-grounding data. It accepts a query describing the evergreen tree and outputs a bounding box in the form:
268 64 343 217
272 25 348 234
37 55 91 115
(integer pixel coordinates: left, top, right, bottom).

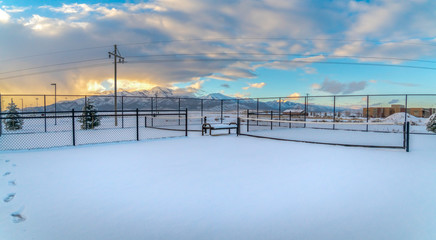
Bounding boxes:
426 113 436 133
78 99 101 129
3 101 23 130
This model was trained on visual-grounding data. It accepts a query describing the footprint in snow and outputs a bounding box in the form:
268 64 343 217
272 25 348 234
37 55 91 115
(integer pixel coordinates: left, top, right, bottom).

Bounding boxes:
12 164 16 167
3 172 11 176
8 180 16 186
11 211 26 223
3 193 15 203
5 160 10 163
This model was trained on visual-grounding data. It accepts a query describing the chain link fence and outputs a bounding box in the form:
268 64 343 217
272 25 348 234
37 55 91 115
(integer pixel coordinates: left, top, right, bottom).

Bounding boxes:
1 93 435 138
0 109 187 151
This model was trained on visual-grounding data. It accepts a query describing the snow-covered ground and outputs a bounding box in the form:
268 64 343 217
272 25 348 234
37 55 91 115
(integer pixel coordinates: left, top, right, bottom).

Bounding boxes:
1 132 435 240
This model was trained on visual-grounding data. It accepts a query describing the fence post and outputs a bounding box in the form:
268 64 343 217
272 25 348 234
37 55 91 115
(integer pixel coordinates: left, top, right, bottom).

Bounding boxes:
185 108 188 137
333 96 336 130
289 110 291 128
406 121 410 152
270 110 273 130
136 108 139 141
72 109 76 146
178 98 181 126
44 95 47 132
403 122 406 149
122 96 124 128
278 97 281 127
0 93 2 137
145 116 147 128
220 100 223 123
84 96 88 130
247 109 250 132
405 94 408 124
256 98 259 126
237 99 240 119
201 99 204 124
366 95 369 132
304 96 307 128
151 97 153 113
237 117 240 136
0 93 2 136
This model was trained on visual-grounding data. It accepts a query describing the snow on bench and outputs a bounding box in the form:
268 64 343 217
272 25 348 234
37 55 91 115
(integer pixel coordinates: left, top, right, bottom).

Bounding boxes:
202 122 237 136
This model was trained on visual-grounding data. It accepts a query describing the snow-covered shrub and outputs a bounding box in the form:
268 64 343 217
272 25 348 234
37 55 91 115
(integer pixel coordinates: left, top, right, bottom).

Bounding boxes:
426 113 436 133
2 101 23 130
78 99 101 129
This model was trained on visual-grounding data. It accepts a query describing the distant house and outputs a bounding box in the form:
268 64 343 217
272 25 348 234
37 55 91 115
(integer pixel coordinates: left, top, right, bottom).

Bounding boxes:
282 109 307 116
363 104 435 118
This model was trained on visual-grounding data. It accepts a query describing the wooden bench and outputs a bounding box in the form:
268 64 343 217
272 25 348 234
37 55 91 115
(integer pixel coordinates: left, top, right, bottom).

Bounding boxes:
202 122 238 136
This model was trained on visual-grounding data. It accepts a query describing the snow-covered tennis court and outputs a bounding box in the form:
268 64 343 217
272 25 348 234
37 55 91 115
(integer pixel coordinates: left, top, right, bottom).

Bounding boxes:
1 133 435 240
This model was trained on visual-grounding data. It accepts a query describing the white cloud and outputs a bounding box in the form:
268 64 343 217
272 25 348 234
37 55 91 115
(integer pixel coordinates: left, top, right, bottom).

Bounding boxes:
22 14 88 35
41 3 95 15
281 92 301 102
233 92 251 98
125 3 166 12
346 0 436 40
1 0 436 94
187 80 204 90
242 82 266 90
2 6 30 13
0 8 10 23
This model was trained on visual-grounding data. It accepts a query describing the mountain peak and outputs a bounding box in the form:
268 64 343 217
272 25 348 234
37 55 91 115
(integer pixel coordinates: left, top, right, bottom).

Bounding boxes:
203 93 233 100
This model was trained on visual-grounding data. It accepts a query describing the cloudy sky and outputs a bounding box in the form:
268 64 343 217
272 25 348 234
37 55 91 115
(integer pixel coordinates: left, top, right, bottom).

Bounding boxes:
0 0 436 99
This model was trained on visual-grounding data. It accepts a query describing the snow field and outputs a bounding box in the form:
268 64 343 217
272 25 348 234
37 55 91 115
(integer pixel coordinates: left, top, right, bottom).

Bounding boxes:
0 133 436 240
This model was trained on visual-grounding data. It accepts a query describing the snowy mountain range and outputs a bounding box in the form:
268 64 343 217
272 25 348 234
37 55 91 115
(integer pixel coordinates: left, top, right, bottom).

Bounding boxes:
24 87 352 113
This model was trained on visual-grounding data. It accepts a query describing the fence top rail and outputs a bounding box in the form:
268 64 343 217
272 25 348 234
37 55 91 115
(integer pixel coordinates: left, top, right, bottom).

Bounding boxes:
0 109 186 115
2 93 436 100
240 117 404 126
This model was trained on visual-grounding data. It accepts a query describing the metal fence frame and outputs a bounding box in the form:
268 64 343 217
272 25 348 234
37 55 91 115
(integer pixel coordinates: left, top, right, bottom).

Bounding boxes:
1 93 435 135
0 108 188 150
237 115 411 152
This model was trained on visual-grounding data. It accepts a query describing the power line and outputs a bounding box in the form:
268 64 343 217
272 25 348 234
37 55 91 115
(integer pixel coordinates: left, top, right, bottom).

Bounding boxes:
1 55 435 81
0 63 109 81
126 52 436 64
3 37 436 63
0 58 108 75
119 37 436 48
0 45 112 63
3 52 433 76
126 58 436 71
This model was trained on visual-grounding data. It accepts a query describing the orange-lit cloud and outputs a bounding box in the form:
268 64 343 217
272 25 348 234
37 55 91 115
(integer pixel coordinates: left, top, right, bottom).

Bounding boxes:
278 92 301 102
87 79 157 93
242 82 266 90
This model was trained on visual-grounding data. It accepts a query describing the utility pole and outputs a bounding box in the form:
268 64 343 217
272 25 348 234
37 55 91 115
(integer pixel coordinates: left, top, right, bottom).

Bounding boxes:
108 44 125 126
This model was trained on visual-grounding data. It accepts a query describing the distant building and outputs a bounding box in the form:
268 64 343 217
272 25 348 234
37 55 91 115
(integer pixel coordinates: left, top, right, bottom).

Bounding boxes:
363 104 435 118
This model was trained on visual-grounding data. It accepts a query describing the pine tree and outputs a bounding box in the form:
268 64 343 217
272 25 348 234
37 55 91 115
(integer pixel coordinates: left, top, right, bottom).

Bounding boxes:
3 101 23 130
78 99 101 129
426 113 436 133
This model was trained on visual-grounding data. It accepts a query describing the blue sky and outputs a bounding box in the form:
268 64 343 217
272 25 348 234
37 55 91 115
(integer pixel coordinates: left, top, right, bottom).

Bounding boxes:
0 0 436 99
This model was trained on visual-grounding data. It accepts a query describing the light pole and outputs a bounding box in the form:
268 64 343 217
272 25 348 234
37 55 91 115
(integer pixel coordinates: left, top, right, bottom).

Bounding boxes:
51 83 57 125
21 98 23 113
35 98 39 112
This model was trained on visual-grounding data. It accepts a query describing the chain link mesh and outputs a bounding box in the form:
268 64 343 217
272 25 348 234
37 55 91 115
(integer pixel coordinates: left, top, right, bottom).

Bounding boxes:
0 110 187 151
